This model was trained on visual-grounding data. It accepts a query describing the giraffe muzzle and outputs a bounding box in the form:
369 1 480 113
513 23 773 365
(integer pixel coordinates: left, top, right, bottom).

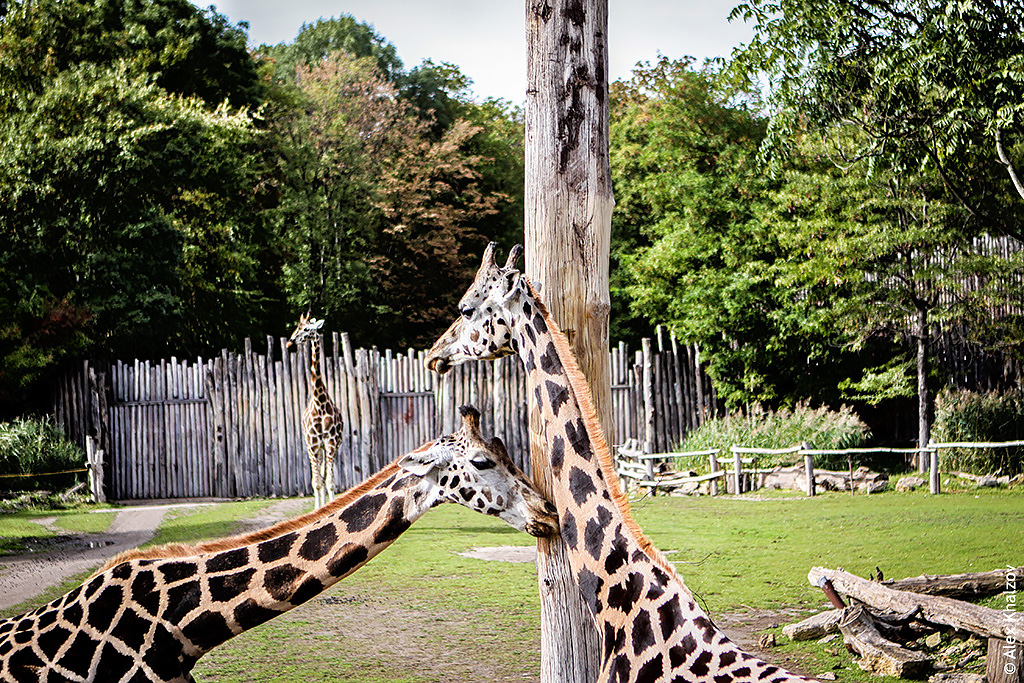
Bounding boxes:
524 500 559 537
426 355 452 375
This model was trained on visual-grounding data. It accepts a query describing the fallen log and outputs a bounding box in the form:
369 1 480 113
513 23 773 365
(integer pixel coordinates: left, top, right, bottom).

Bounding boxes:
837 604 931 678
809 567 1024 641
883 566 1024 600
783 609 845 641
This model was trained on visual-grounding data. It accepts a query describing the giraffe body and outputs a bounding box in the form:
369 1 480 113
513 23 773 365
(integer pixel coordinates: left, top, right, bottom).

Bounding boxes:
0 406 557 683
288 315 343 509
427 244 815 683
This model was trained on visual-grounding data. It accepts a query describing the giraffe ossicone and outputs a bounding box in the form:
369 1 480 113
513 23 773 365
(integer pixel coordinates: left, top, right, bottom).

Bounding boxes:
427 243 815 683
0 405 557 683
288 313 343 509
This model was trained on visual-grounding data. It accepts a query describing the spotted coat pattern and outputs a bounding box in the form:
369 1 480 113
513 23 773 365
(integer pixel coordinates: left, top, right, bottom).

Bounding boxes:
288 314 344 509
0 406 557 683
427 244 816 683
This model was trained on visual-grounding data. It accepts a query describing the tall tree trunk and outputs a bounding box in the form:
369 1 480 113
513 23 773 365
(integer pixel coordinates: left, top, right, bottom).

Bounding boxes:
916 306 930 473
525 0 613 680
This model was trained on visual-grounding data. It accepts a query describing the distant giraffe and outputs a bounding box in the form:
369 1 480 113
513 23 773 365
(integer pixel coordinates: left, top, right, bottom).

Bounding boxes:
288 314 343 509
0 406 558 683
427 244 815 683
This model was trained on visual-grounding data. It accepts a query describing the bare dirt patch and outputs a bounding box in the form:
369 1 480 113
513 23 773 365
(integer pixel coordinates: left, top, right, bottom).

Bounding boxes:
714 609 819 678
457 545 538 563
303 588 539 682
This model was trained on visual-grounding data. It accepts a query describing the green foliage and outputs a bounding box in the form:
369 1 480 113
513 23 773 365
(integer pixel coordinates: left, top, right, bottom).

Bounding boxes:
731 0 1024 231
0 0 286 415
0 417 85 493
258 15 403 85
838 360 916 403
0 61 274 355
0 7 528 413
0 0 260 108
270 49 509 347
933 389 1024 475
609 57 871 407
680 402 869 468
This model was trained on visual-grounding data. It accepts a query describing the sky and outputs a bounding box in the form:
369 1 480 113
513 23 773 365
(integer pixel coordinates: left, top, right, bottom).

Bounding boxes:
191 1 756 104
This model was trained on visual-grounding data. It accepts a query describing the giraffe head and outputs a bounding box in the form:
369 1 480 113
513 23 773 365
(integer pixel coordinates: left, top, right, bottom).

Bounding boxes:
287 312 324 347
426 242 525 374
399 405 557 536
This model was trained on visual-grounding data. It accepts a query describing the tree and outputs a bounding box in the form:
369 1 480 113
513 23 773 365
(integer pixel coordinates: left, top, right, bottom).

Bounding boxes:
525 0 611 679
767 128 1009 451
0 1 280 415
270 51 503 347
731 0 1024 237
0 0 261 108
257 15 403 86
610 57 860 407
731 0 1024 448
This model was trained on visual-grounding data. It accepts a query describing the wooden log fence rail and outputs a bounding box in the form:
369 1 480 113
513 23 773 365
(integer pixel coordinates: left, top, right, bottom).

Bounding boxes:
614 441 1024 497
51 330 718 500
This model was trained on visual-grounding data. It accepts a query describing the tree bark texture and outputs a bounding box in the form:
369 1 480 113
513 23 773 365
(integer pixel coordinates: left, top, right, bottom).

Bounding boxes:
525 0 613 681
808 567 1024 641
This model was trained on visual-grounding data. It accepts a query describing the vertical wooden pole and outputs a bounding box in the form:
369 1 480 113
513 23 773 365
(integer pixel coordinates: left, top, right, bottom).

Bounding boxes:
642 338 655 456
804 444 816 497
733 448 743 495
987 637 1023 683
916 307 930 474
709 450 720 496
929 446 940 494
525 0 611 680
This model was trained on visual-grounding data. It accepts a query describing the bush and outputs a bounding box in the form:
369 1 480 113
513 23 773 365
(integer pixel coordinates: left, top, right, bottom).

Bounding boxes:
933 389 1024 475
679 402 870 470
0 416 85 493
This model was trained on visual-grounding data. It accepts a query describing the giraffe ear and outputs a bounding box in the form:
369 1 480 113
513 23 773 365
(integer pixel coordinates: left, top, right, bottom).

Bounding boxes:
310 318 325 330
399 445 452 477
500 272 523 304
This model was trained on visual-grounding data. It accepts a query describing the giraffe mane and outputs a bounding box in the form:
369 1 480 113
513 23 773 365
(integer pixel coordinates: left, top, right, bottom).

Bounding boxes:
93 446 430 575
525 279 681 580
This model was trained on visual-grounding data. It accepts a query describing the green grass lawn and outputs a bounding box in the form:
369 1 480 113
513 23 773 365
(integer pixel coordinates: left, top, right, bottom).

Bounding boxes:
196 487 1022 683
2 488 1020 682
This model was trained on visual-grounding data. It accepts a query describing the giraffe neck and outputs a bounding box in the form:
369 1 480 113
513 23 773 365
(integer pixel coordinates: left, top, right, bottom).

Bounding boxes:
510 282 810 683
0 459 439 681
308 333 330 400
165 461 430 656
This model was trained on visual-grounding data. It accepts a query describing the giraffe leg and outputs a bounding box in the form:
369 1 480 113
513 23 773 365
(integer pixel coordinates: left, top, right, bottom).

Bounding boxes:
325 442 337 502
309 449 324 509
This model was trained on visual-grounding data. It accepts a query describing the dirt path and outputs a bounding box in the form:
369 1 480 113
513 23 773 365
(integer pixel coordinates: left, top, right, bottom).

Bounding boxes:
0 497 308 612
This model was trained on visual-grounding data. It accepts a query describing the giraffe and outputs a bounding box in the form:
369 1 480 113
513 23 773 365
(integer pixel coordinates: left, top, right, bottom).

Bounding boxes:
426 244 815 683
288 313 343 509
0 406 558 683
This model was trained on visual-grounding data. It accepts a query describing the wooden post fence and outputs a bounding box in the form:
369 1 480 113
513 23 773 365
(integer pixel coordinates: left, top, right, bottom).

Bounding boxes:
51 333 719 501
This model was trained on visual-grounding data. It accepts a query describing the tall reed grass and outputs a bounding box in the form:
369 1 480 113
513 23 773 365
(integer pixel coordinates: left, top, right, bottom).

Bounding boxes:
0 416 84 493
679 402 870 470
934 389 1024 475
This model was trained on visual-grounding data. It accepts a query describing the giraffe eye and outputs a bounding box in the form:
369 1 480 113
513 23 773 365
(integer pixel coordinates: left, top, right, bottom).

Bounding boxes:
470 457 496 471
460 305 474 319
